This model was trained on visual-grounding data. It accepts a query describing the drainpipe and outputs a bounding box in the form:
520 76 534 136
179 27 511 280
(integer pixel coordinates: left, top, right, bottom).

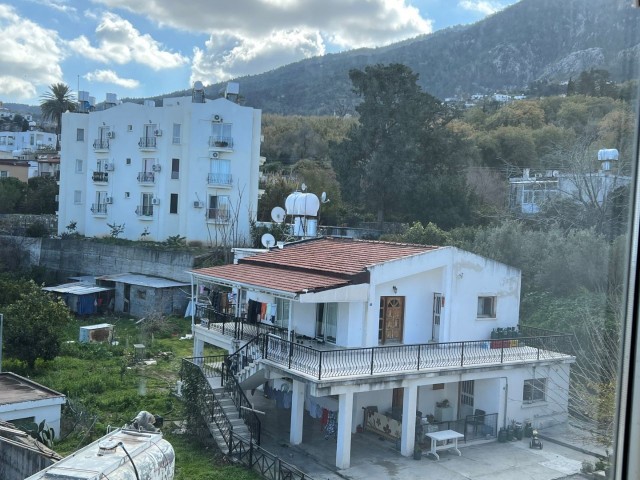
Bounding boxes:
189 274 196 335
501 376 509 429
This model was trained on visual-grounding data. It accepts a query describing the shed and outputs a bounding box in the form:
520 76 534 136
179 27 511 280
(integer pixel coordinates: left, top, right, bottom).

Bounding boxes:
96 273 189 317
79 323 114 343
42 282 113 315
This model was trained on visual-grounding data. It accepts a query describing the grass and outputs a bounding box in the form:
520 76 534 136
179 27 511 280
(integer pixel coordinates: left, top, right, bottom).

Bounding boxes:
9 313 258 480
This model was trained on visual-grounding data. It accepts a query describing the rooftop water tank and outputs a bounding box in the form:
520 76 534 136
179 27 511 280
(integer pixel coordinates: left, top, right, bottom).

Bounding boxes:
26 427 175 480
598 149 619 161
285 192 320 217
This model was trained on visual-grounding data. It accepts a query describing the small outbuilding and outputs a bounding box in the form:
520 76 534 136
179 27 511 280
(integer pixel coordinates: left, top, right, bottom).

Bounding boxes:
42 282 113 315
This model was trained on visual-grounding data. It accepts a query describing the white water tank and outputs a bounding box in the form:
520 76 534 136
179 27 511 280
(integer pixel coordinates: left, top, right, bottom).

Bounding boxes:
285 192 320 217
26 428 175 480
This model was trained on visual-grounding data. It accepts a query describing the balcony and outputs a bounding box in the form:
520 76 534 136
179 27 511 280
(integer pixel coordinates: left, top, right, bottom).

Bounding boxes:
138 136 157 150
135 205 154 217
93 139 110 151
208 136 234 150
207 172 233 187
207 208 230 223
90 203 107 216
193 312 575 381
92 171 109 183
137 171 155 184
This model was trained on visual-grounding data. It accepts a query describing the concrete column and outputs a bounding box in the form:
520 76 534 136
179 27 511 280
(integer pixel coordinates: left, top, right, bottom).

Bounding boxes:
336 392 354 469
290 380 305 444
193 337 204 357
400 385 418 457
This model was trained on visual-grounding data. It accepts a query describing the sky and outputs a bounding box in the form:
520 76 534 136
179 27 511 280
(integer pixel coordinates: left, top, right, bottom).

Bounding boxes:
1 0 517 106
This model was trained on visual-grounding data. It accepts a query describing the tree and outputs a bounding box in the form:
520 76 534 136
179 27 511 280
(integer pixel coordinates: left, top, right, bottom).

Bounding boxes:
24 176 58 214
3 281 72 369
0 177 26 213
40 83 76 150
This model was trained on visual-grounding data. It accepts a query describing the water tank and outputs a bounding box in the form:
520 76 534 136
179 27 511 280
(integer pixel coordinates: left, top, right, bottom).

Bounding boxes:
285 192 320 217
597 149 619 161
144 100 156 107
26 428 175 480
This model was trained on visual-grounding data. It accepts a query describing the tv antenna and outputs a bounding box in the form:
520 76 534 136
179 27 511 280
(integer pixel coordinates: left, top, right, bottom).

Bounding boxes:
261 233 276 249
271 206 286 223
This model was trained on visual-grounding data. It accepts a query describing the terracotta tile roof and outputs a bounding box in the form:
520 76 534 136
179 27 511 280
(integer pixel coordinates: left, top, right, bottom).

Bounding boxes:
191 237 440 295
241 237 439 275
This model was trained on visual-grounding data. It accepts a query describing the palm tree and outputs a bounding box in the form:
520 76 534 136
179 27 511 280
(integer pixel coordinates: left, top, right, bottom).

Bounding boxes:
40 83 76 150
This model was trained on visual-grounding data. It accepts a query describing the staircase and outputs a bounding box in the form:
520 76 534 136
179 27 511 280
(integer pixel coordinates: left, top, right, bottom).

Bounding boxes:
209 386 252 452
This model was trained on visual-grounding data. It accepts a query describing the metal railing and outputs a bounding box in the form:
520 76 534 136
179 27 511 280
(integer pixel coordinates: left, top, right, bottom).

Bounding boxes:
463 412 498 442
223 351 262 445
207 208 230 223
92 171 109 182
197 306 289 341
90 203 107 215
138 136 157 148
207 172 233 185
137 171 155 183
135 205 154 217
209 136 234 148
93 139 109 150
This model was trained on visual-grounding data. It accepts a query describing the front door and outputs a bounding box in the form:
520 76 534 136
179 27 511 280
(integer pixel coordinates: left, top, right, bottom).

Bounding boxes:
459 380 474 419
432 293 443 342
379 296 404 344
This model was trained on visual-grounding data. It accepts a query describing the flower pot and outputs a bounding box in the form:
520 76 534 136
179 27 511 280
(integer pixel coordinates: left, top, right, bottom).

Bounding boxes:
413 449 422 460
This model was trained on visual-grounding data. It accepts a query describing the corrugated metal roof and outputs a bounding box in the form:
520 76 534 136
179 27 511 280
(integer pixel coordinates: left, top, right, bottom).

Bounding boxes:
97 273 188 288
42 282 112 295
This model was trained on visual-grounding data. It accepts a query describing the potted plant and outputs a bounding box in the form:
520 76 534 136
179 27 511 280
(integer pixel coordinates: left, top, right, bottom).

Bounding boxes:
413 446 422 460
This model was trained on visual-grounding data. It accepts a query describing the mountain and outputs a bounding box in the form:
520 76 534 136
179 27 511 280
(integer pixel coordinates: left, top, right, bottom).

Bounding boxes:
178 0 640 115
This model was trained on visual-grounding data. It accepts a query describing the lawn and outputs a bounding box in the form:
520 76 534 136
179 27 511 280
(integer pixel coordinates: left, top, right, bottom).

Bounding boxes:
8 313 258 480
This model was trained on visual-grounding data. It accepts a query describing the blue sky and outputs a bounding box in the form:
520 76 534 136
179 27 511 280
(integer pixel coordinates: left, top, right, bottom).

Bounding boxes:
1 0 516 106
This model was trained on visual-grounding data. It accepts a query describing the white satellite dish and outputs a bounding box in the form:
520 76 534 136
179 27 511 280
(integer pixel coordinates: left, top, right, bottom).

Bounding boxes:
271 206 286 223
261 233 276 248
321 191 330 203
301 183 307 191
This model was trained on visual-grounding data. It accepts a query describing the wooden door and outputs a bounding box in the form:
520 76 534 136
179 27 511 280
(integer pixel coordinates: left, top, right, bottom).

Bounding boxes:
379 296 404 344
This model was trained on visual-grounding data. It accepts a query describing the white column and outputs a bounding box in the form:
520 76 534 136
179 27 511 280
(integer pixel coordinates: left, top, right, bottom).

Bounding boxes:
290 380 305 444
336 392 354 469
193 337 204 357
400 385 418 457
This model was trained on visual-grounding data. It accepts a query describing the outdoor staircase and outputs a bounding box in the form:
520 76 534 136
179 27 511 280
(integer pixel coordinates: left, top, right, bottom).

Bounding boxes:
209 386 252 452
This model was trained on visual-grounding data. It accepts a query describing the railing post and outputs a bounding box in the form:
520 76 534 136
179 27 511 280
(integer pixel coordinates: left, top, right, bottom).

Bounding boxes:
370 347 375 375
289 339 293 369
417 344 421 371
461 341 465 367
318 351 323 380
500 344 504 363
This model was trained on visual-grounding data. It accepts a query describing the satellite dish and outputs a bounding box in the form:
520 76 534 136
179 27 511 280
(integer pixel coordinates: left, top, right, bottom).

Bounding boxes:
271 206 286 223
261 233 276 248
301 183 307 191
321 192 330 203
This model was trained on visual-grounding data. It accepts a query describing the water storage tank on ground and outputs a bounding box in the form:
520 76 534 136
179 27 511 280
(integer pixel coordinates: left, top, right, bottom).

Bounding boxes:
26 427 175 480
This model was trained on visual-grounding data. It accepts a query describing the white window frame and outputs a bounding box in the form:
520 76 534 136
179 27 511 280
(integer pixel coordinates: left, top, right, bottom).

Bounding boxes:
73 190 82 204
75 159 83 173
76 128 85 142
477 296 497 318
523 378 547 404
172 123 181 144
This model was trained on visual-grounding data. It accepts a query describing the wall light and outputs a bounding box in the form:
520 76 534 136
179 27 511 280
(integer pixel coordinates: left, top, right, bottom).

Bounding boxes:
392 285 397 294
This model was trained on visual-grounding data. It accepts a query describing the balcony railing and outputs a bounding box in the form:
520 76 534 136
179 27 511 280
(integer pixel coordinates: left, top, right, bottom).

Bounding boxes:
138 137 157 149
207 208 230 223
208 136 234 149
194 311 575 381
137 171 155 183
90 203 107 215
92 171 109 182
197 306 288 341
93 139 110 150
135 205 154 217
207 172 233 186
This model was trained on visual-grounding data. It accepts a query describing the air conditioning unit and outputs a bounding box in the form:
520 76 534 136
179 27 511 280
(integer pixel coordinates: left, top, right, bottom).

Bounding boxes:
104 163 114 171
151 164 161 172
154 129 162 136
211 151 220 159
213 114 223 122
151 198 160 205
193 200 204 208
107 131 115 139
105 197 113 204
55 194 59 202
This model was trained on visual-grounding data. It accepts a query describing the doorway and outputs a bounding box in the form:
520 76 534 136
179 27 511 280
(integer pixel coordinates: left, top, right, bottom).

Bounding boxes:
432 293 443 342
378 296 404 344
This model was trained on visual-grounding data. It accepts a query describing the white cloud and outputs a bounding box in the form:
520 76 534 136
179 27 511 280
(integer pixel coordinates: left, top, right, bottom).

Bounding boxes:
459 0 505 16
28 0 78 15
0 4 65 101
84 69 140 88
93 0 432 82
68 12 188 70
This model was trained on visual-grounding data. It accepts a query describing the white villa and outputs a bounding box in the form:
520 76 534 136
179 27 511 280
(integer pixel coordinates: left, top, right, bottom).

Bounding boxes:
187 237 574 469
58 83 263 244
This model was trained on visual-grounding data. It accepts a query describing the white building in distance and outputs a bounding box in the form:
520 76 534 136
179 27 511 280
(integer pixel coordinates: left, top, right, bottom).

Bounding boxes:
58 83 262 244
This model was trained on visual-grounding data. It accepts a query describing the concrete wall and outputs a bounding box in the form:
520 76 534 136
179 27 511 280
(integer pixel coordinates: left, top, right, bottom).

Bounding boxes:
0 438 57 480
38 238 197 282
118 284 189 317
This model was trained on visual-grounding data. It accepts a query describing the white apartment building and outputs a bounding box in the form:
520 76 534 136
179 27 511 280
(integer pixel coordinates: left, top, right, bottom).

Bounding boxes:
58 85 262 244
0 131 57 157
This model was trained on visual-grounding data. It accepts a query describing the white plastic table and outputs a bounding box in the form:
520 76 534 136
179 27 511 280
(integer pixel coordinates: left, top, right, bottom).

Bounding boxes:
426 429 464 460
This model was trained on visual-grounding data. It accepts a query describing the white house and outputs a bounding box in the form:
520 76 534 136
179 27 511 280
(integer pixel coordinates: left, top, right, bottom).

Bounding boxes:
0 131 57 159
187 237 574 469
58 83 262 244
0 372 66 438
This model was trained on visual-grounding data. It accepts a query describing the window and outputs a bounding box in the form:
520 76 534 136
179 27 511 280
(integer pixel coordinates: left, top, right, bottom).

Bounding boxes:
171 158 179 179
211 122 232 147
275 298 290 328
523 378 547 404
0 171 7 178
75 159 83 173
124 192 130 199
172 123 181 144
138 193 154 216
136 289 146 300
209 159 231 185
76 128 84 141
126 158 131 165
315 302 338 344
170 193 178 214
127 125 133 132
477 296 496 318
207 195 230 222
74 190 82 204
